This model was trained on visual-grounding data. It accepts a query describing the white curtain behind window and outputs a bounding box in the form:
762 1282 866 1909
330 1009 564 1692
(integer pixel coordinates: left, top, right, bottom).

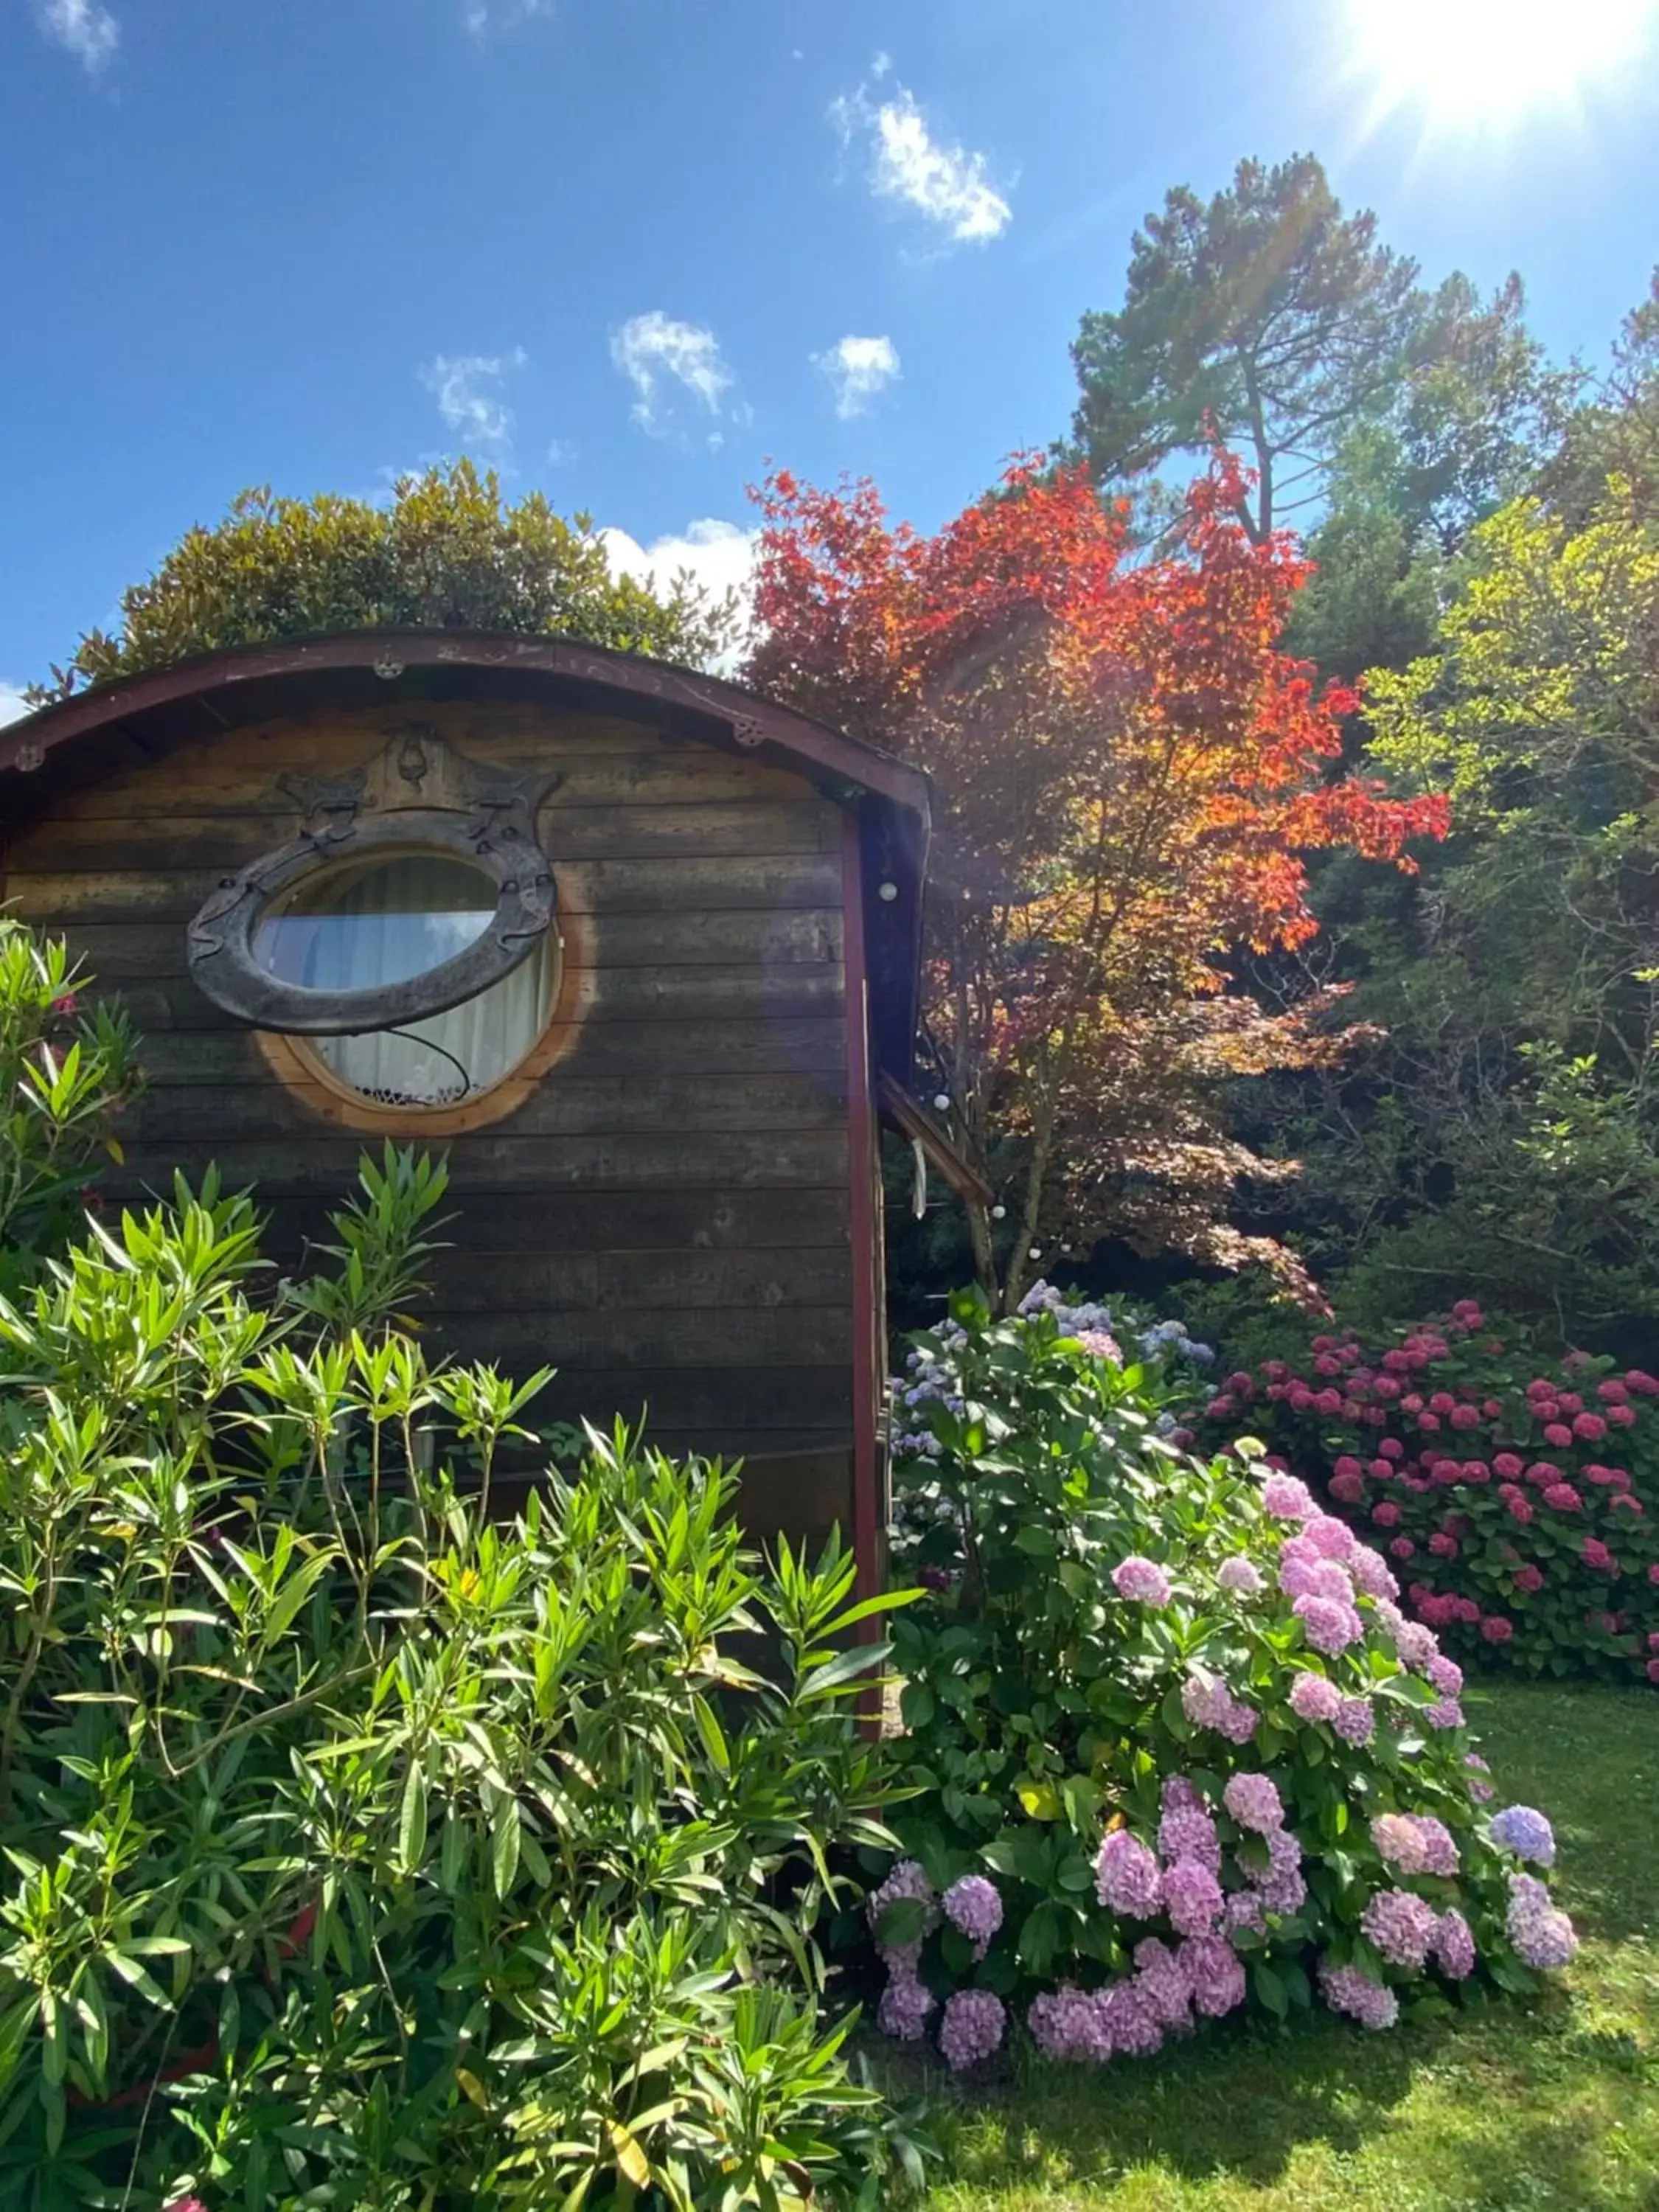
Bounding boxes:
262 855 553 1106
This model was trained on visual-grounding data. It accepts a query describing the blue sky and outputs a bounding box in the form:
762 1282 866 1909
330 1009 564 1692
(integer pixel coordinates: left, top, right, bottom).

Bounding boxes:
5 0 1659 717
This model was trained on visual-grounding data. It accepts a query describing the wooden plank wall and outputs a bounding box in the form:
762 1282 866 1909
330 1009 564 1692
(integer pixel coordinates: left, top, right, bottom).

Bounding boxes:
0 700 860 1515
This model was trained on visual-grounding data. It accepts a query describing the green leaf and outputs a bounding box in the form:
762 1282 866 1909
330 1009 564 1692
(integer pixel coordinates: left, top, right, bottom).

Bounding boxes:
491 1794 521 1899
399 1761 429 1873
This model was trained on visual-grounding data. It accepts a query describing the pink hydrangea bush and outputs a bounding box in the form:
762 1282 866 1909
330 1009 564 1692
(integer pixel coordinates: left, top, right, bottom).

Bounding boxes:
873 1290 1578 2072
1193 1306 1659 1683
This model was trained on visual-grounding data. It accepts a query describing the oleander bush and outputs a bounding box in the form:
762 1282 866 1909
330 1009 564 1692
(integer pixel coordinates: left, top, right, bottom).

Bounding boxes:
869 1290 1579 2076
0 926 918 2212
1192 1301 1659 1683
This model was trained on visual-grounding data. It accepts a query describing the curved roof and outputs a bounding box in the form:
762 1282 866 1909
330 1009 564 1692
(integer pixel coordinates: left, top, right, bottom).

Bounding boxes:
0 629 931 1078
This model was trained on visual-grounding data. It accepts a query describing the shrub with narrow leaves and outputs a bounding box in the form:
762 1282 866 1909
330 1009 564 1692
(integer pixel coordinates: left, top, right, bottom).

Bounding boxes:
1194 1301 1659 1682
872 1290 1576 2073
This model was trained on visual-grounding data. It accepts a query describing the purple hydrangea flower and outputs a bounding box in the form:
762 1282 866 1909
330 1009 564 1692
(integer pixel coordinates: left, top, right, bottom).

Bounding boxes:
1294 1593 1366 1655
1489 1806 1556 1867
1290 1672 1343 1725
1217 1554 1265 1596
1393 1621 1440 1673
877 1972 934 2040
1262 1472 1318 1520
1027 1986 1110 2064
1098 1980 1164 2056
1113 1555 1172 1605
1427 1655 1464 1699
1304 1514 1357 1562
937 1987 1006 2070
1350 1547 1400 1601
942 1874 1004 1958
1292 1672 1345 1725
1222 1772 1285 1834
1162 1857 1225 1937
1360 1888 1439 1969
1245 1825 1307 1915
1132 1937 1193 2031
1178 1934 1248 2017
1224 1888 1267 1936
1095 1829 1164 1918
1181 1674 1259 1743
1506 1873 1577 1969
866 1859 937 1975
1434 1908 1476 1980
1333 1695 1376 1746
1371 1813 1458 1878
1425 1697 1465 1731
1318 1957 1399 2031
1158 1780 1222 1874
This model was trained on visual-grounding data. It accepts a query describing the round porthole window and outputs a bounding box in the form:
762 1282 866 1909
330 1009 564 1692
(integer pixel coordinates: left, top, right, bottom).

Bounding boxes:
255 853 556 1107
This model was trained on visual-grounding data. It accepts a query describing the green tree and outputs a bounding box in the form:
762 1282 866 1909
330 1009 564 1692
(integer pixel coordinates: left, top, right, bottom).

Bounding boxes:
29 459 737 703
1068 155 1545 551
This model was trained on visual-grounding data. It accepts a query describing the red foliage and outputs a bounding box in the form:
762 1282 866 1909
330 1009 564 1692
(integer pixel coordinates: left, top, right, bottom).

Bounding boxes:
745 453 1447 1305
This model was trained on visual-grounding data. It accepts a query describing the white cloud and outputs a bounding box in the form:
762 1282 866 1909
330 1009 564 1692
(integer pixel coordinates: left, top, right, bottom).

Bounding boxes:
611 313 734 434
418 349 526 458
462 0 551 36
831 63 1011 244
37 0 119 72
600 518 758 669
0 686 33 728
814 333 901 420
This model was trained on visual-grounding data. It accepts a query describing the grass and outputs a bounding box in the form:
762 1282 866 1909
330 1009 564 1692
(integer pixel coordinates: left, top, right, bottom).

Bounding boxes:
898 1682 1659 2212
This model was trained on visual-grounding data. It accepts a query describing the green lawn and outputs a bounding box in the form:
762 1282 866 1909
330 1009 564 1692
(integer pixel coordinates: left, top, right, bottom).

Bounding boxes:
905 1683 1659 2212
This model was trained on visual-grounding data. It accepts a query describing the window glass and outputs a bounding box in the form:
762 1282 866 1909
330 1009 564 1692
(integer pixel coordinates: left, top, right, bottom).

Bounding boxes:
254 852 554 1107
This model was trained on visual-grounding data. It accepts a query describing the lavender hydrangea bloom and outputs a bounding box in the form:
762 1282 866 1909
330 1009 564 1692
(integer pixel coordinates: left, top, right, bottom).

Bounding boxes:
1178 1935 1248 2017
1099 1980 1164 2056
1464 1752 1495 1804
1181 1674 1259 1744
1304 1514 1357 1562
1095 1829 1164 1918
1113 1555 1172 1605
1262 1472 1318 1520
1370 1813 1422 1871
866 1859 937 1975
1028 1986 1110 2064
1506 1873 1578 1969
877 1972 934 2040
1350 1547 1400 1601
1411 1817 1461 1877
1222 1772 1285 1833
1294 1593 1365 1655
942 1874 1004 1958
1217 1554 1265 1596
1425 1697 1465 1731
1489 1806 1557 1867
1318 1958 1400 2031
1333 1695 1376 1746
1434 1908 1477 1980
1132 1938 1193 2031
1360 1887 1439 1969
1427 1655 1464 1699
1158 1785 1222 1876
1290 1672 1343 1725
1162 1858 1225 1937
1225 1888 1267 1937
1393 1621 1440 1673
937 1987 1007 2070
1246 1826 1307 1915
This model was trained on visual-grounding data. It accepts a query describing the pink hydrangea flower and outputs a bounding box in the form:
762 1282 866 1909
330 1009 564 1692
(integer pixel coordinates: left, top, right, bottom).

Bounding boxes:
1361 1887 1439 1969
1096 1829 1164 1918
1513 1565 1544 1594
1290 1672 1343 1724
1434 1909 1476 1980
867 1860 937 1974
1162 1858 1225 1936
1262 1472 1318 1520
1178 1935 1247 2017
1181 1674 1259 1743
1222 1773 1285 1833
1132 1937 1193 2031
1158 1779 1222 1874
1294 1593 1364 1655
942 1874 1003 1959
1318 1958 1399 2030
1113 1555 1172 1604
1028 1986 1111 2064
1334 1695 1376 1745
1217 1554 1265 1596
1480 1615 1515 1644
1506 1873 1578 1969
1425 1697 1465 1730
1372 1501 1403 1528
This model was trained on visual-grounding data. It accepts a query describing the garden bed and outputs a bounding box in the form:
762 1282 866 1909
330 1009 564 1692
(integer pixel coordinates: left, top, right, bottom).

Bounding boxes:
900 1680 1659 2211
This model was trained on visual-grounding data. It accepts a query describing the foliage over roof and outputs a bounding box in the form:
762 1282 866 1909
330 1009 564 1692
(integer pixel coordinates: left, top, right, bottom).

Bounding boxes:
27 461 738 707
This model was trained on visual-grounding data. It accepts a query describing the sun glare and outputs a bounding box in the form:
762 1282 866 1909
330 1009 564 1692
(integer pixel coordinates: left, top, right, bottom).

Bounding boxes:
1347 0 1658 126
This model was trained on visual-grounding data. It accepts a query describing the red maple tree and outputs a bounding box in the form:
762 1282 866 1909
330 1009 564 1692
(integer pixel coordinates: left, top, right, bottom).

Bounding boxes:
745 453 1449 1310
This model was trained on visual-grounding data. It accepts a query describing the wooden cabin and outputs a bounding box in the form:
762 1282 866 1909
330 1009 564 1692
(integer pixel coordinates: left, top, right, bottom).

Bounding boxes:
0 633 936 1593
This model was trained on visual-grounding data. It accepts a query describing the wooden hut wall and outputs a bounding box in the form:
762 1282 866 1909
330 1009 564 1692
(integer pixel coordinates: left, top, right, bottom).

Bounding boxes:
0 698 861 1539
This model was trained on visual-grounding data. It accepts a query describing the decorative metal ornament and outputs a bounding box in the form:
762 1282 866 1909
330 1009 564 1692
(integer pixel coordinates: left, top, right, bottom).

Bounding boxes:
187 723 560 1034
